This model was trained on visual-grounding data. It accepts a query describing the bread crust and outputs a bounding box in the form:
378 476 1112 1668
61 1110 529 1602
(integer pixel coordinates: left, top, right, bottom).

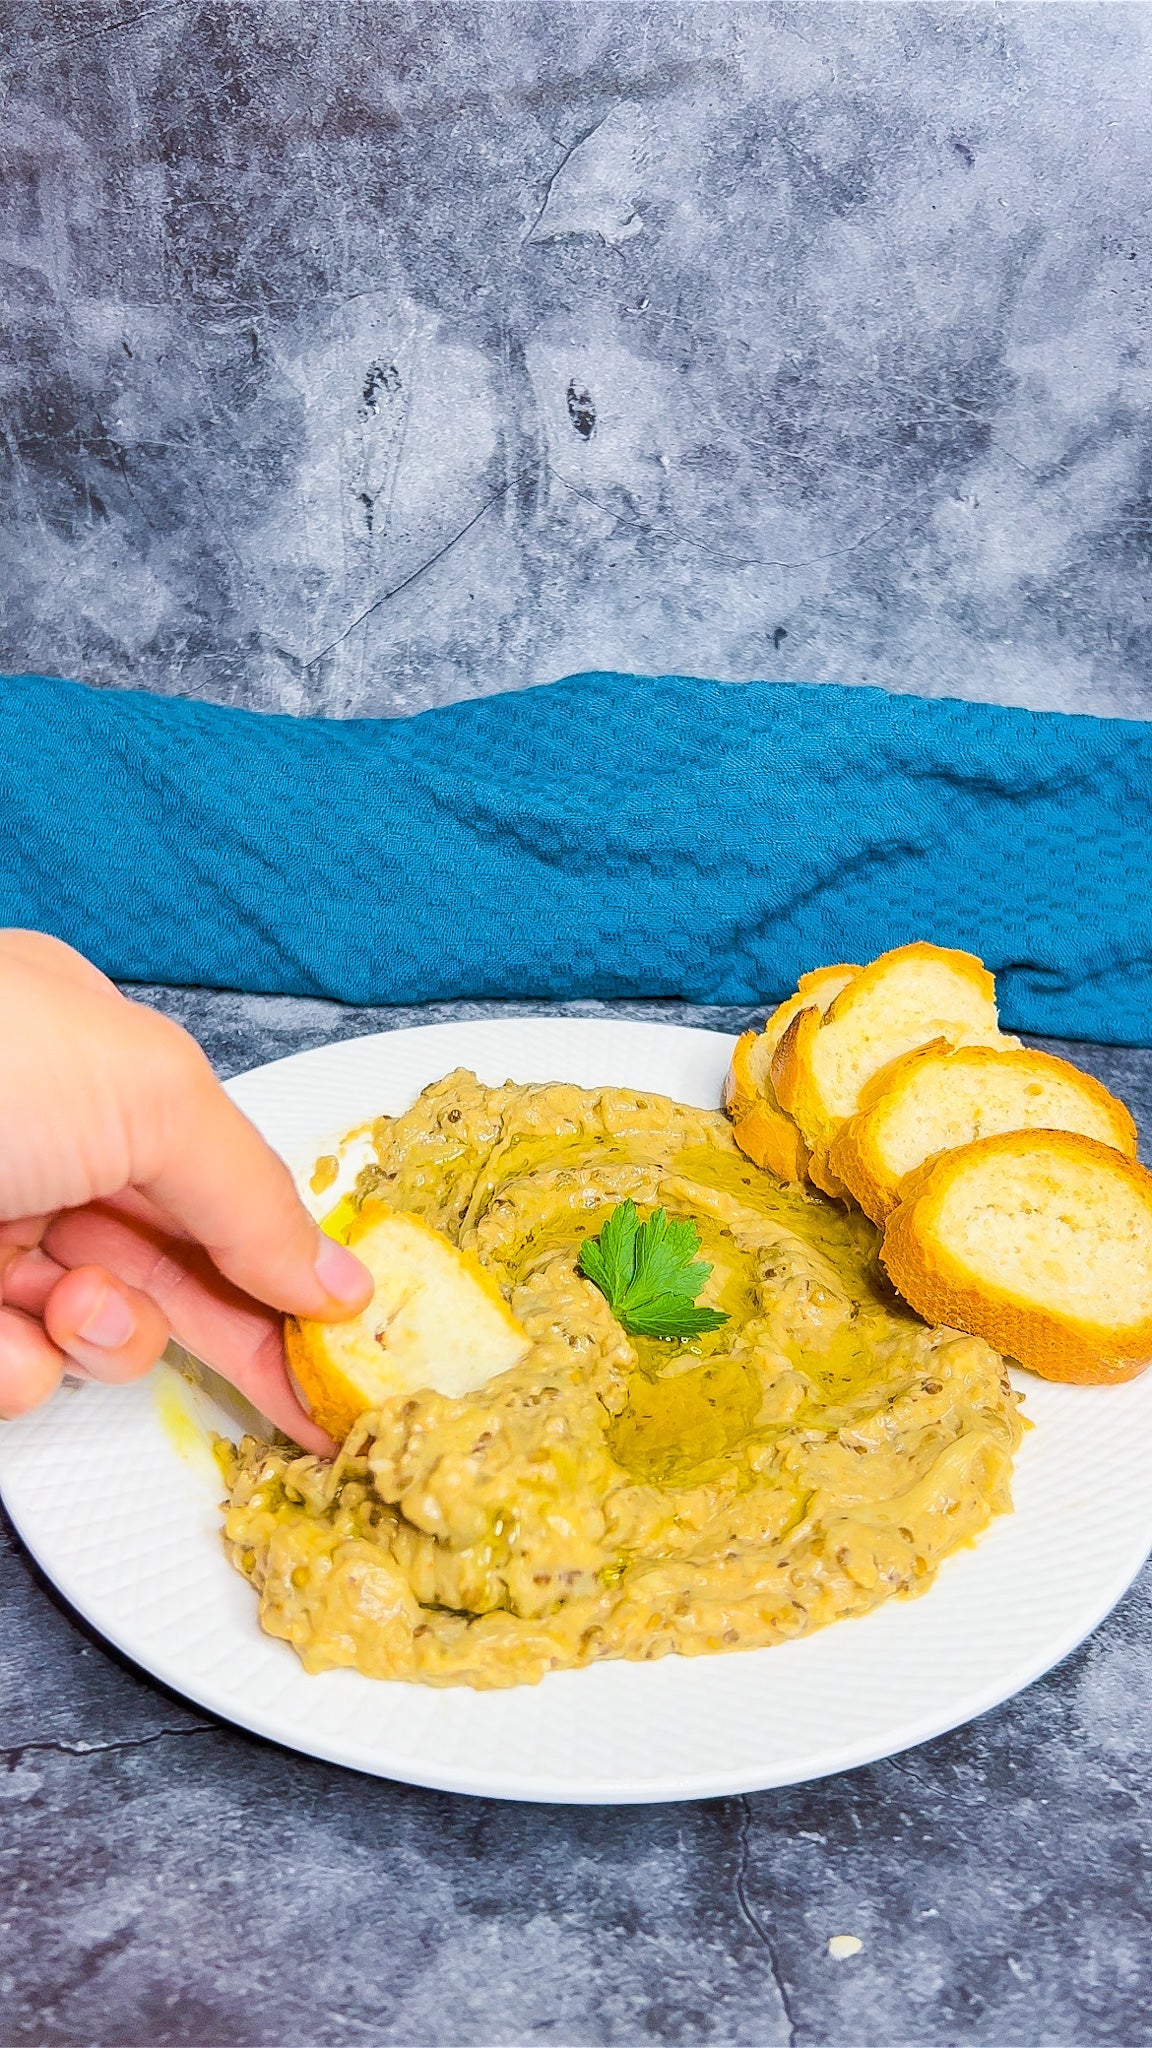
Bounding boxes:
881 1130 1152 1385
770 1010 864 1196
824 940 995 1025
769 1004 826 1146
771 941 1001 1157
285 1316 364 1444
805 1145 851 1200
794 962 862 1008
725 965 859 1181
723 1030 767 1121
730 1098 811 1182
830 1042 1138 1224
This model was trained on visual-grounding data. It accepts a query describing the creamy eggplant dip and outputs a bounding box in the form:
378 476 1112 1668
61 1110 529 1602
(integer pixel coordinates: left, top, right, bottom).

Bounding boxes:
220 1070 1022 1689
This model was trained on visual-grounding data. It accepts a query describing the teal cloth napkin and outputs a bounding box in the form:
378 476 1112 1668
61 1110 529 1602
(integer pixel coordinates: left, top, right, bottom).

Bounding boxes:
1 670 1149 1042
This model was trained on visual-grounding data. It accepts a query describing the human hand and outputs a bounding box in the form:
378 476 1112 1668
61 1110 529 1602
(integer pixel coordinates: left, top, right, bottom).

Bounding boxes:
0 931 372 1451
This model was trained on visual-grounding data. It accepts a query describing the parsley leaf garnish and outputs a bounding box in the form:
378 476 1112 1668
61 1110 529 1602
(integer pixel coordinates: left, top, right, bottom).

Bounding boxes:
578 1199 730 1342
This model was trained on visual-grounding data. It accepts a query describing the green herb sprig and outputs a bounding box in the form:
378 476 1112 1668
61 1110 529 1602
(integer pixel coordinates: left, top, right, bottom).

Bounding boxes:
577 1199 729 1342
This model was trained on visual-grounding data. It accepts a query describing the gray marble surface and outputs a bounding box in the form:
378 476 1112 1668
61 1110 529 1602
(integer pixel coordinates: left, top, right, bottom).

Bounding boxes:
4 2 1152 722
3 990 1151 2048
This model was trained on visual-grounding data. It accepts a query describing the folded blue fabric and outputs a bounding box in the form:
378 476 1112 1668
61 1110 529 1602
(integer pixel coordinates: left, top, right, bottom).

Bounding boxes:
2 670 1149 1042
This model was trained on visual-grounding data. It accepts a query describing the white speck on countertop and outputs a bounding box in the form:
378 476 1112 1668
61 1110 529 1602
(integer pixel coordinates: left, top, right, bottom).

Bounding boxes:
828 1935 863 1960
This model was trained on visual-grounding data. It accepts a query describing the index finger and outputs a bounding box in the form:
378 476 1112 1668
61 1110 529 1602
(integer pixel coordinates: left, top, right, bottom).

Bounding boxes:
123 1010 372 1323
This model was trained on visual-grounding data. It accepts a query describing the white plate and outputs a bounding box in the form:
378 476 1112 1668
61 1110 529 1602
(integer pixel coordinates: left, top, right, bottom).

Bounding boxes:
2 1017 1151 1805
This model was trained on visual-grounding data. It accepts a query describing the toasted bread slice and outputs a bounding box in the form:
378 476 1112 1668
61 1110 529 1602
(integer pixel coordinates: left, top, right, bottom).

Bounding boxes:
287 1203 530 1442
771 942 1008 1170
724 966 861 1120
728 1095 813 1182
881 1130 1152 1385
724 965 859 1184
830 1043 1138 1223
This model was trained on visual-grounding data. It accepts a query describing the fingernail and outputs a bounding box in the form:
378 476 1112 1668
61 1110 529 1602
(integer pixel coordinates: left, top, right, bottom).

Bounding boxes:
76 1285 136 1349
314 1234 370 1304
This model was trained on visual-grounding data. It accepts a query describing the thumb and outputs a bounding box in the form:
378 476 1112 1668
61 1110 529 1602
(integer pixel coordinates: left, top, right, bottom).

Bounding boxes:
127 1014 372 1320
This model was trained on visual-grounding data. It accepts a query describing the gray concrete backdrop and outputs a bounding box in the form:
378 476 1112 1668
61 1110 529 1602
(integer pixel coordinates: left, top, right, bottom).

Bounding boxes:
3 2 1152 720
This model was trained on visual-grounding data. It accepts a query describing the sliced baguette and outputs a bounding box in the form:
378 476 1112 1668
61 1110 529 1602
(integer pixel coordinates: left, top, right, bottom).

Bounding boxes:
881 1130 1152 1385
829 1043 1138 1223
287 1203 530 1442
724 964 860 1183
771 942 1009 1179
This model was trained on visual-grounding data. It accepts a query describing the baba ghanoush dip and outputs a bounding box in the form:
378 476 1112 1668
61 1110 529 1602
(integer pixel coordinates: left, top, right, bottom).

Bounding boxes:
219 1071 1023 1689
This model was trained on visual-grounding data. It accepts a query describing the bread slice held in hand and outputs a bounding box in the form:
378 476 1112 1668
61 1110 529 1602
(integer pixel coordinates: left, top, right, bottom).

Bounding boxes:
881 1130 1152 1386
724 964 859 1183
287 1204 531 1443
771 941 1011 1187
829 1042 1138 1223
